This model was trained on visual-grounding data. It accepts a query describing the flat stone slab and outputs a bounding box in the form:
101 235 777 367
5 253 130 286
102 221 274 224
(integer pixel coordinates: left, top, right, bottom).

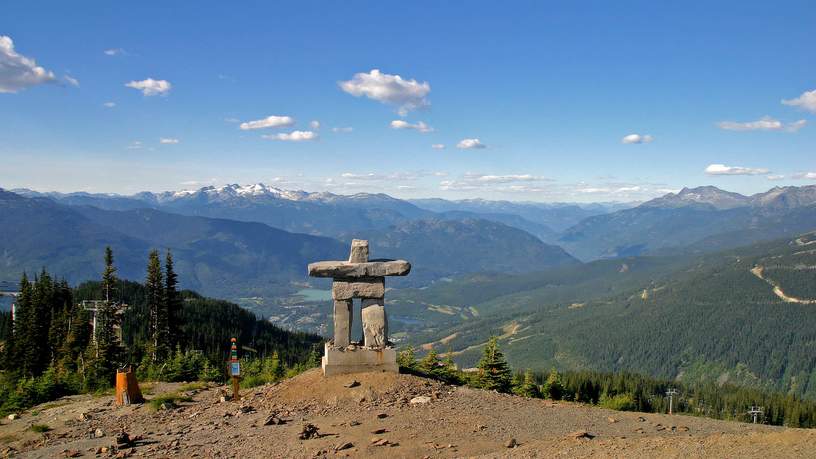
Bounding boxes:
308 260 411 278
321 344 398 376
332 278 385 300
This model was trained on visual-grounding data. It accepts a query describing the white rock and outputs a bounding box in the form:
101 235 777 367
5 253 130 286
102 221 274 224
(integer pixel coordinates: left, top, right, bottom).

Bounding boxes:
410 396 431 405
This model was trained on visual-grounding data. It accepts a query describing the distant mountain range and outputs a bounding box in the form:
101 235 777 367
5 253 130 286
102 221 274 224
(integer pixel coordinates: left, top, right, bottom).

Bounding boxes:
0 188 576 301
559 185 816 260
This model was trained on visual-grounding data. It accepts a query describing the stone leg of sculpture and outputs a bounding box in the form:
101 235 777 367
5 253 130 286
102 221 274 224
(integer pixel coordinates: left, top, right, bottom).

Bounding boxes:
361 298 387 348
333 299 353 347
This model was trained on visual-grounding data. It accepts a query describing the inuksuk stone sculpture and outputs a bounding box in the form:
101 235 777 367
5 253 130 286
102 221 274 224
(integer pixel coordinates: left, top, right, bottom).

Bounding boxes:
308 239 410 376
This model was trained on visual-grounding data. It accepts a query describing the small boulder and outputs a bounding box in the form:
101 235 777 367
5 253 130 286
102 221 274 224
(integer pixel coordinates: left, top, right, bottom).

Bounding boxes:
94 428 105 438
376 413 388 419
505 438 518 448
343 380 360 388
607 416 618 423
335 442 354 451
299 423 320 440
6 414 17 421
569 430 595 440
410 396 431 405
371 428 387 435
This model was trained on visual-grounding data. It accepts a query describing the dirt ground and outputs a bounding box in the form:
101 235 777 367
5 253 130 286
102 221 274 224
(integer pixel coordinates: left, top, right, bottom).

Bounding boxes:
2 369 815 458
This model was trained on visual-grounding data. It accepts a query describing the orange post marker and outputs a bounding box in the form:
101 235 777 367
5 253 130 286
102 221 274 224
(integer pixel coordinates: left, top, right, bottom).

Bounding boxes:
115 366 144 406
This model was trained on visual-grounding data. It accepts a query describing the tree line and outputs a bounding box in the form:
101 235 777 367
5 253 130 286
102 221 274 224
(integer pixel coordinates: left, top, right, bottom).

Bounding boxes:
0 246 322 416
399 336 816 428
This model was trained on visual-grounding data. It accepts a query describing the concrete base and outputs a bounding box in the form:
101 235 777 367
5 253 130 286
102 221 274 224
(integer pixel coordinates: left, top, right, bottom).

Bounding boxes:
321 343 398 376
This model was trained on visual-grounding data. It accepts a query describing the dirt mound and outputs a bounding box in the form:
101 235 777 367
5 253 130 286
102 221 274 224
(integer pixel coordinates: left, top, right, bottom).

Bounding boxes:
3 371 816 458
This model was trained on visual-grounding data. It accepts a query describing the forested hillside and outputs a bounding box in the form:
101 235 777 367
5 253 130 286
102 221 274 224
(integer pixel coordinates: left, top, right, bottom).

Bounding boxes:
399 233 816 399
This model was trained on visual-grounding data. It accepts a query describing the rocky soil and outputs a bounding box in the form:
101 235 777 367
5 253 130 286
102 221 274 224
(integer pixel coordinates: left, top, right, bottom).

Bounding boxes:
2 369 815 458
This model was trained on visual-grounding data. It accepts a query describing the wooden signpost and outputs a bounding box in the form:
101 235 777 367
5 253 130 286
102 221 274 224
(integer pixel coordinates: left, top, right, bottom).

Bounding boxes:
229 337 240 401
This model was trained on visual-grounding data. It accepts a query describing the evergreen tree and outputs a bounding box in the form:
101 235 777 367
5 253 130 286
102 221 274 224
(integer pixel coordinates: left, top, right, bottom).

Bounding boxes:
91 248 123 386
516 369 541 398
146 250 168 362
164 250 182 351
11 273 32 375
419 349 442 375
544 368 564 400
476 336 512 393
397 346 417 371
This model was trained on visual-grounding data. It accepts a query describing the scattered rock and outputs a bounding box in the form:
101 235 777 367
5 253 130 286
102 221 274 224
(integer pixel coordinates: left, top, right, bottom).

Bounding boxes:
334 442 354 451
77 412 90 422
299 423 321 440
349 420 361 426
677 426 690 432
343 380 360 388
637 416 647 422
634 427 645 434
94 428 105 438
371 428 387 434
376 413 388 419
370 438 397 447
62 449 82 457
569 430 595 440
116 432 134 446
6 414 17 421
264 414 286 426
505 438 518 448
410 396 431 405
239 405 255 414
607 416 618 423
159 402 171 411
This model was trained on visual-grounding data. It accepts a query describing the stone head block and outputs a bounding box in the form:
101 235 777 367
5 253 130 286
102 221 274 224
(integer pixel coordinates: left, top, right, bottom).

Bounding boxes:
349 239 369 263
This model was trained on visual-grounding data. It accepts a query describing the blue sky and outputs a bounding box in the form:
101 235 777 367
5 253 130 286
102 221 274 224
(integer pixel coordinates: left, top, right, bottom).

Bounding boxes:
1 1 814 201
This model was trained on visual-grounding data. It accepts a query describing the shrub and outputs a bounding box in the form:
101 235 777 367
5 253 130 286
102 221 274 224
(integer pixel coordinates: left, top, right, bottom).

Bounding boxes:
599 392 637 411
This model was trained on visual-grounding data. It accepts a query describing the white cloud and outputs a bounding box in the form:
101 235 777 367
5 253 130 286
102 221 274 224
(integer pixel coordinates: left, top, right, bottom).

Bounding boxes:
332 127 353 133
767 174 785 181
261 130 317 142
786 119 807 133
792 172 816 180
0 35 56 93
431 144 445 149
102 101 116 108
239 115 295 130
621 134 654 144
389 119 433 133
127 141 143 150
309 120 320 130
104 48 124 56
125 78 171 96
704 164 770 176
464 173 549 183
782 89 816 113
64 75 79 87
339 69 430 115
717 116 806 133
160 138 180 144
456 138 486 149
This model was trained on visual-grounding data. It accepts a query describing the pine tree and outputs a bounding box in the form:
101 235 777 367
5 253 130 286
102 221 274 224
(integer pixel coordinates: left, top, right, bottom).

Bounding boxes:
164 250 182 351
476 336 512 393
91 247 123 386
544 368 564 400
146 249 168 362
517 369 541 398
397 346 417 371
419 349 442 376
12 273 33 376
